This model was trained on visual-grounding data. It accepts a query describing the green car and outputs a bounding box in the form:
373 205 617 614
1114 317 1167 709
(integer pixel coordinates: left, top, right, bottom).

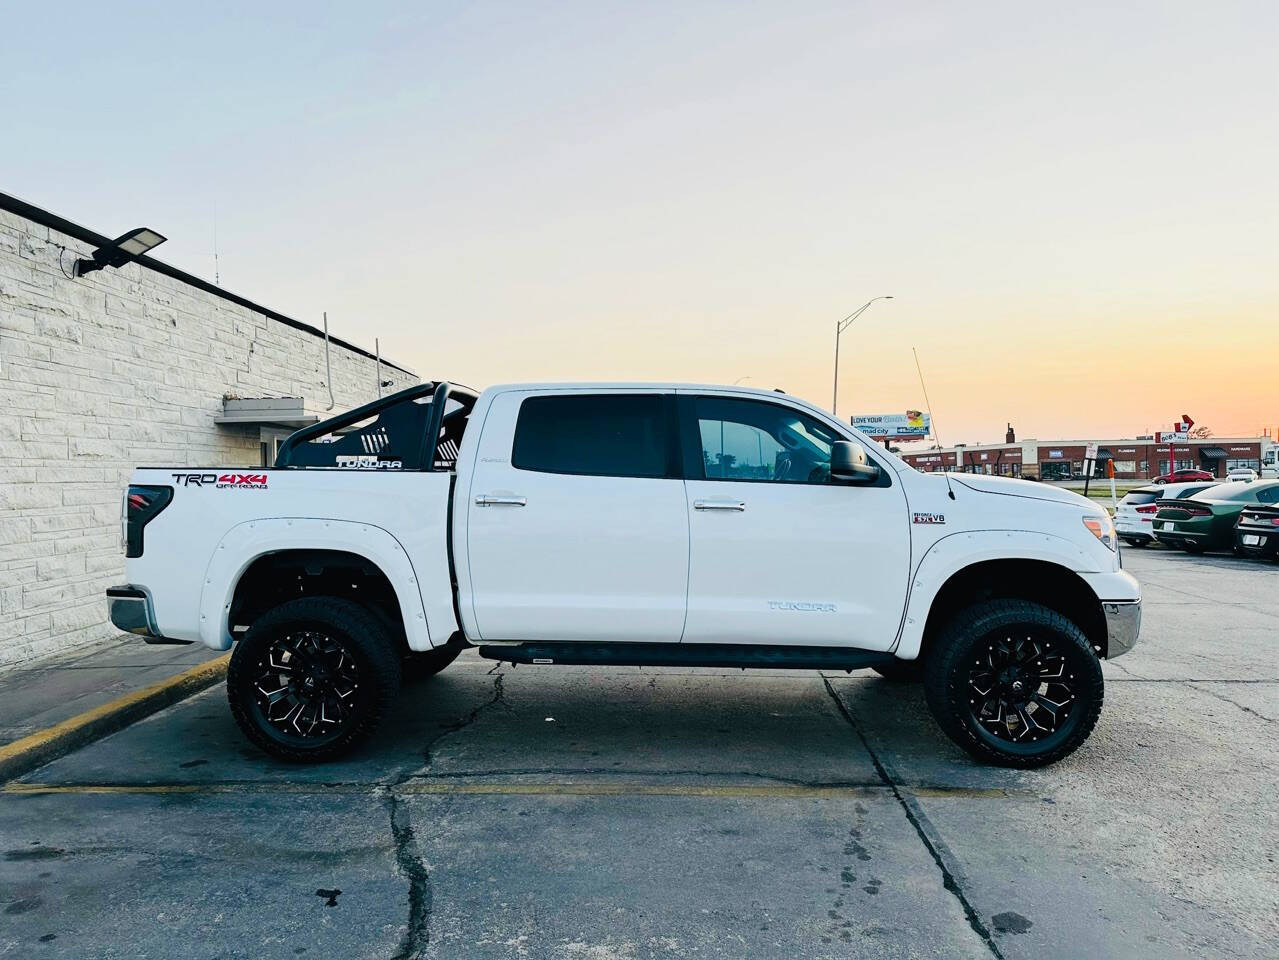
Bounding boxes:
1153 480 1279 553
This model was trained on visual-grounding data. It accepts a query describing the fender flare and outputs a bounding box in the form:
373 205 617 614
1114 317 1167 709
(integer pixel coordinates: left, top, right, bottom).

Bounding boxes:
894 530 1101 659
198 518 436 652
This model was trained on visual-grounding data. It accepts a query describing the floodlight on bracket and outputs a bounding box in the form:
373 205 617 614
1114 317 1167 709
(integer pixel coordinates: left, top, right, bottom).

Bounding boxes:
75 227 167 277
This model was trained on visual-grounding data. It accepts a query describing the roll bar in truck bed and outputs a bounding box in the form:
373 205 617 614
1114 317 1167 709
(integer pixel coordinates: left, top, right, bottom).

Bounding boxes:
274 381 480 471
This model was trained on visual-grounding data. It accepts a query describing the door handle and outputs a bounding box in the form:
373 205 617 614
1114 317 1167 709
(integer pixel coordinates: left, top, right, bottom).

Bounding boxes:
693 499 746 511
475 495 527 507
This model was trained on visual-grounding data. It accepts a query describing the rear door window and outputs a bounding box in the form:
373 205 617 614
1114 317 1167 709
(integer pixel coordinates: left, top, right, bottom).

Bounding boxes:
512 394 670 478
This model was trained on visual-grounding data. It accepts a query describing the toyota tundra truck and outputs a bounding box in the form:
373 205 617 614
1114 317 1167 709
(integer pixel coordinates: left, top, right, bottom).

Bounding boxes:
108 381 1141 767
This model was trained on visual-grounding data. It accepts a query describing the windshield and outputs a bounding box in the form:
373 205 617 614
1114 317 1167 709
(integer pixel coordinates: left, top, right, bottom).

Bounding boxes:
1120 491 1159 505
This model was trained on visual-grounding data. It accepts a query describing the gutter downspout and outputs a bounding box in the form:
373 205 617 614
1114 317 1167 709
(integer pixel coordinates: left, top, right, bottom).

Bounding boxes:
323 312 335 411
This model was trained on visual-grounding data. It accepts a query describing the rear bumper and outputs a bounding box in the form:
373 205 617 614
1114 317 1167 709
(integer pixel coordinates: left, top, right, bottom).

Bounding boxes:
106 586 191 645
1234 528 1279 558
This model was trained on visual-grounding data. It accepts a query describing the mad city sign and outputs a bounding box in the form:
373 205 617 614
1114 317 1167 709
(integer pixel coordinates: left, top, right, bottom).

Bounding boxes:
851 411 931 440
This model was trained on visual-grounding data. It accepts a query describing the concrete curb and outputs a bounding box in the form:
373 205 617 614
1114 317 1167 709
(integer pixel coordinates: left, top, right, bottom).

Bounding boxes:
0 654 230 784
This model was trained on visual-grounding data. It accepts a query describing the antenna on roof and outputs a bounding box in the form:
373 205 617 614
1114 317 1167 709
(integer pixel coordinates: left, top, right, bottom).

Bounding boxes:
913 346 955 500
213 204 220 286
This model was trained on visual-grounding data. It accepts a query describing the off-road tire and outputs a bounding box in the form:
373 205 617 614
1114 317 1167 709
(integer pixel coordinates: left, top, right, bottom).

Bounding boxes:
403 642 464 682
872 659 925 682
923 599 1103 768
228 596 401 762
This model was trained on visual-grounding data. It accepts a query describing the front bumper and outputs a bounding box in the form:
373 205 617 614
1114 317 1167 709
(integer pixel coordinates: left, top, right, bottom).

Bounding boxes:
106 585 190 645
1102 600 1141 658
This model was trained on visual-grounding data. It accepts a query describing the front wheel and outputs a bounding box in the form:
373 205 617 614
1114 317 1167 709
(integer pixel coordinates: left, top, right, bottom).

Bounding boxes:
228 596 402 762
923 600 1103 768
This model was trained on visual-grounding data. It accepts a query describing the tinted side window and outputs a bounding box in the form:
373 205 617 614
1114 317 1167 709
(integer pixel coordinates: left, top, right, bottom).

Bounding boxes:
1256 485 1279 504
512 394 668 478
691 396 840 484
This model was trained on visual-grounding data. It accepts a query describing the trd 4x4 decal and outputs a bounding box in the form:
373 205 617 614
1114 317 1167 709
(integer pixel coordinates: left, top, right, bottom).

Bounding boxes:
169 473 268 489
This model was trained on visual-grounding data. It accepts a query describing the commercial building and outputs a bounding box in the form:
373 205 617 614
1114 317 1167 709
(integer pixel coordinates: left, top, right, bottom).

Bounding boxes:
0 191 418 667
899 426 1273 481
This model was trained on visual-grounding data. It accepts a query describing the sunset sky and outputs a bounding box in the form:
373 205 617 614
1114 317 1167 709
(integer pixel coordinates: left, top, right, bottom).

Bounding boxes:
6 2 1276 442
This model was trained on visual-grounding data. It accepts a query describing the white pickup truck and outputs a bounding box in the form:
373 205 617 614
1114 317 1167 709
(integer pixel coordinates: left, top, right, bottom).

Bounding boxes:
108 381 1140 767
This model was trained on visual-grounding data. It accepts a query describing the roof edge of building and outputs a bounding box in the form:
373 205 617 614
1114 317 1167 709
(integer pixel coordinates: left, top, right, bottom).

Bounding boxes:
0 189 415 377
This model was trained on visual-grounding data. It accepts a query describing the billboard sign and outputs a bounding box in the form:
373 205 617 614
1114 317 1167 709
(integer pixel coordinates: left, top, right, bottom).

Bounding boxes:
851 411 931 440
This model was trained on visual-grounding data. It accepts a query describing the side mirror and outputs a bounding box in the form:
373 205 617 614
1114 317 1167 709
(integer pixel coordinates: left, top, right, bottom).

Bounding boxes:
830 441 880 484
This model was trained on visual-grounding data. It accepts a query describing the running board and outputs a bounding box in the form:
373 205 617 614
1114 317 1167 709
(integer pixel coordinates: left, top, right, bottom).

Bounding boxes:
476 642 895 672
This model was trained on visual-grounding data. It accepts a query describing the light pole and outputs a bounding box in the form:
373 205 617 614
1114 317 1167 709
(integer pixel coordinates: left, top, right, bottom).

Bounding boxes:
832 296 892 417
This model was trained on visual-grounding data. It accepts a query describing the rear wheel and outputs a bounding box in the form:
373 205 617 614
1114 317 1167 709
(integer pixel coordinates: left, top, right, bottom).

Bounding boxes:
923 599 1103 768
228 596 401 762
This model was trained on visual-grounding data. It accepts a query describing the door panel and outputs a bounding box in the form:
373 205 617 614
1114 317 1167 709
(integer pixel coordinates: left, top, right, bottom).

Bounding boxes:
465 391 689 643
679 393 910 649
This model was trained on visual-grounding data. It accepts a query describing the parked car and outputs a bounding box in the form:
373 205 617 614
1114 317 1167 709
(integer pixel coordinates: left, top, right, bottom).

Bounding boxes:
107 381 1140 769
1152 480 1279 553
1117 482 1217 546
1151 468 1215 484
1234 503 1279 560
1227 468 1258 482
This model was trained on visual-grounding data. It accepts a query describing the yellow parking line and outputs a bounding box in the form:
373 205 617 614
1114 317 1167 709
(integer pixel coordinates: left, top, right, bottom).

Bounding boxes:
0 654 230 783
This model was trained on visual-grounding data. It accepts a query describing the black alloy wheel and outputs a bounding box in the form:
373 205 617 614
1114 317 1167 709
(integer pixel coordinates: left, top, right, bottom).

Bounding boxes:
924 599 1103 768
228 597 401 761
253 630 361 739
966 634 1077 744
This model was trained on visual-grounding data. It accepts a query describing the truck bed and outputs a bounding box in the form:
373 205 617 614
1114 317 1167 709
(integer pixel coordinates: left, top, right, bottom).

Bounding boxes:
126 467 457 651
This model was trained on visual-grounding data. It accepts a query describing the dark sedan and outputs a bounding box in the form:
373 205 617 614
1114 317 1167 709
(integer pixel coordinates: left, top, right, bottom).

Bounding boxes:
1152 481 1279 553
1234 503 1279 560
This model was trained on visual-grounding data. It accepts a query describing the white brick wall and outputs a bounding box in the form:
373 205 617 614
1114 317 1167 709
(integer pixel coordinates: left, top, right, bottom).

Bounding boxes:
0 208 418 667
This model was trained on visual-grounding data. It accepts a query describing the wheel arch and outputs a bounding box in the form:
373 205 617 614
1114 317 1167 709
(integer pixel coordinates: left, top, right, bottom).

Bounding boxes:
895 533 1108 661
199 519 439 652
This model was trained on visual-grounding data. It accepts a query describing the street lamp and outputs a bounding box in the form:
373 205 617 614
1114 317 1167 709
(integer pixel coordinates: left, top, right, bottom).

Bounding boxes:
832 296 892 416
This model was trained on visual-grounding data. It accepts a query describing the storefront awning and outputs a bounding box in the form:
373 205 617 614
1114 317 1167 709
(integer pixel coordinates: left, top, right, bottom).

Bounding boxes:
1096 448 1114 461
1199 446 1228 460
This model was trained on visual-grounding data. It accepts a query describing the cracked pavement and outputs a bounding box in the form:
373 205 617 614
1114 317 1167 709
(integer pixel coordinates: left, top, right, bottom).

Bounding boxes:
1 548 1275 958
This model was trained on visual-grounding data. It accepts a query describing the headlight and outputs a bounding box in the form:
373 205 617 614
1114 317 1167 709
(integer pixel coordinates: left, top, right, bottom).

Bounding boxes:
1082 513 1116 551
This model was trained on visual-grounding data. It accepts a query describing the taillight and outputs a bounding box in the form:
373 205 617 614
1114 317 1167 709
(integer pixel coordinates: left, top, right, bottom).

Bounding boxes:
125 485 173 558
1183 504 1212 517
1135 505 1158 515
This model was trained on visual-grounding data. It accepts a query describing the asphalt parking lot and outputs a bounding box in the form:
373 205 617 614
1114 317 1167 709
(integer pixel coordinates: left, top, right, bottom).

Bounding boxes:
1 547 1275 960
